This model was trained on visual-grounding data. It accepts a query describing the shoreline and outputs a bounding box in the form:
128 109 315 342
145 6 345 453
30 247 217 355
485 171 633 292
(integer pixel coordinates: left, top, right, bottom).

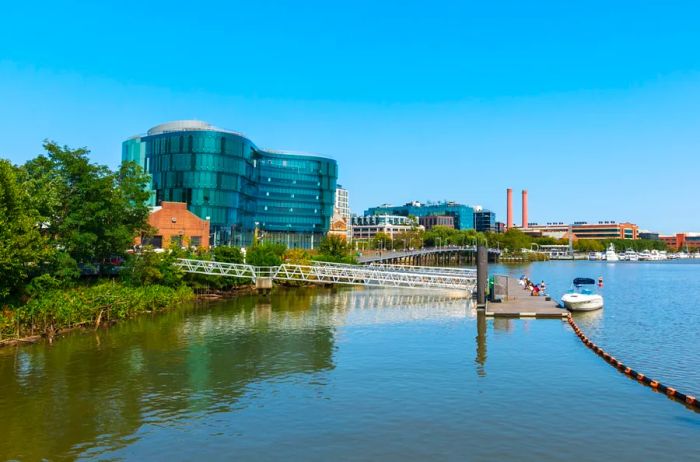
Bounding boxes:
0 283 258 349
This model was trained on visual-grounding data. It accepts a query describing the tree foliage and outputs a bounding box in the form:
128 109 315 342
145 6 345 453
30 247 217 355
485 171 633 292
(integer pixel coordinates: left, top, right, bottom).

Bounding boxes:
0 142 152 303
247 242 286 267
314 235 356 263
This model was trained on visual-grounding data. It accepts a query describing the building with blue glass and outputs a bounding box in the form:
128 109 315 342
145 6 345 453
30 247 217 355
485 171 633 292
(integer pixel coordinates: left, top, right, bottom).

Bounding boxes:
365 201 481 231
123 120 338 248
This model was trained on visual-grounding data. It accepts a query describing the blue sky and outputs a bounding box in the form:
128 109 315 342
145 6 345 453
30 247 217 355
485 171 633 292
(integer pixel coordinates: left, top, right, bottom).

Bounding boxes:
1 0 699 233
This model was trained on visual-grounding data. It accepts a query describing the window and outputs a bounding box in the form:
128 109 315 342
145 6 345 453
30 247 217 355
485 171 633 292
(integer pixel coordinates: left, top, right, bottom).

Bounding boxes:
191 236 201 247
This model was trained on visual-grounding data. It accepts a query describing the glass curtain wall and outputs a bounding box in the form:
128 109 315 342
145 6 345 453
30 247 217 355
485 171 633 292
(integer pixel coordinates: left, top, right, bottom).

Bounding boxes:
123 122 337 248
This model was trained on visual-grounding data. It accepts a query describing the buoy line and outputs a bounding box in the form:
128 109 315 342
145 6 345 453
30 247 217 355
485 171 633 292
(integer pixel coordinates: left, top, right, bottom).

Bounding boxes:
567 314 699 412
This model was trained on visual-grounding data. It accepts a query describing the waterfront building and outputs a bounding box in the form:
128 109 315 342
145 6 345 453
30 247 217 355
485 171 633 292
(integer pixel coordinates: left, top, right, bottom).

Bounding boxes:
473 208 497 233
419 215 454 230
639 231 660 240
137 201 210 249
123 120 338 248
660 233 700 250
351 215 423 242
365 201 480 230
522 221 638 240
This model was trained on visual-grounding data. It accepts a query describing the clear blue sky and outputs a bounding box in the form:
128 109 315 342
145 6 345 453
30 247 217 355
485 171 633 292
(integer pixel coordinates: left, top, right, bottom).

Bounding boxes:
1 0 699 233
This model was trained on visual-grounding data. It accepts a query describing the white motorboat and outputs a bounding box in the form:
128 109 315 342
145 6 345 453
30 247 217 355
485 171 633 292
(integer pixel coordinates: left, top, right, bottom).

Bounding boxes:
561 278 604 311
624 249 639 262
588 252 603 261
605 243 619 262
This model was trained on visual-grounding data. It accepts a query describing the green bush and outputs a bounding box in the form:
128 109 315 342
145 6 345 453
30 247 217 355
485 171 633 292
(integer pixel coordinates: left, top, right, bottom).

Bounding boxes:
0 282 193 341
247 242 285 266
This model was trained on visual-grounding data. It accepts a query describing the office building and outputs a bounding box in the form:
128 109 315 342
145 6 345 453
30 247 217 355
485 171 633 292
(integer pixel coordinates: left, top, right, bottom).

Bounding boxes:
523 221 639 240
335 185 350 221
419 215 454 230
365 201 480 230
473 208 497 233
351 215 422 242
659 233 700 250
123 120 338 248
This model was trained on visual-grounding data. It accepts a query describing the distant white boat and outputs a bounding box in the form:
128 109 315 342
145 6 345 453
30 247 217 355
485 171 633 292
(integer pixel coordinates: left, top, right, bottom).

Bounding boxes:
624 249 639 262
588 252 603 261
605 243 619 262
561 278 604 311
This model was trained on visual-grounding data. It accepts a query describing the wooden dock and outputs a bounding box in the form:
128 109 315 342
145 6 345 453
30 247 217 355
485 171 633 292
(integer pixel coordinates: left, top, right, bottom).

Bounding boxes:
485 277 568 319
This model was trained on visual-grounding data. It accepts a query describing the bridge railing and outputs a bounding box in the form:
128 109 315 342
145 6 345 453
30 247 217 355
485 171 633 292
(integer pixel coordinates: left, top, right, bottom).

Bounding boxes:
174 259 257 280
174 258 477 292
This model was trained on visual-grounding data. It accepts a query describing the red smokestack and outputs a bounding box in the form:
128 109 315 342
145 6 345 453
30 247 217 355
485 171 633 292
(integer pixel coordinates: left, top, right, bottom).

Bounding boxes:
506 188 513 230
522 189 528 229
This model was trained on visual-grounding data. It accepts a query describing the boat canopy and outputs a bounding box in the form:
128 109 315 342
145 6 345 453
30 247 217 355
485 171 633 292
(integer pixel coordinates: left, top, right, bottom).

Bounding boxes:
573 277 596 286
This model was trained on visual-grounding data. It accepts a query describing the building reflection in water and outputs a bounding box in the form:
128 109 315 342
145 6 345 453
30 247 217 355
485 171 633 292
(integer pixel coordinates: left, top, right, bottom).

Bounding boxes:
0 287 473 460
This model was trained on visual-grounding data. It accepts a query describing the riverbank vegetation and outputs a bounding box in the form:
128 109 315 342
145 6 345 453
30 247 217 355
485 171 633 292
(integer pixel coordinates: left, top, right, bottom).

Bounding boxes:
0 142 356 341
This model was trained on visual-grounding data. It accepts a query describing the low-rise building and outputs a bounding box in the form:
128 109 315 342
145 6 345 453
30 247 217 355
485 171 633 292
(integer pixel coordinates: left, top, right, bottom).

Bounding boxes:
138 201 210 249
419 215 454 230
351 215 423 242
522 221 638 240
659 233 700 250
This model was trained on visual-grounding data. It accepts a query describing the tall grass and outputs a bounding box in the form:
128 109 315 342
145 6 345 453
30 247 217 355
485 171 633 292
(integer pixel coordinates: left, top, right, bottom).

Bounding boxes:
0 282 194 341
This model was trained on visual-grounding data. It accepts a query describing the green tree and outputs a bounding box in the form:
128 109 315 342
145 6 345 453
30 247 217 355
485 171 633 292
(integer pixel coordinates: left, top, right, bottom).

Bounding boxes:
372 232 392 250
0 160 50 302
247 242 286 266
213 245 244 264
314 235 356 263
21 141 150 265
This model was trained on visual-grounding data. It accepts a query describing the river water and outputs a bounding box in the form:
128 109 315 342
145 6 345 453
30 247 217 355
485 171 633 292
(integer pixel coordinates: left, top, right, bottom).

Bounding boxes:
1 261 699 460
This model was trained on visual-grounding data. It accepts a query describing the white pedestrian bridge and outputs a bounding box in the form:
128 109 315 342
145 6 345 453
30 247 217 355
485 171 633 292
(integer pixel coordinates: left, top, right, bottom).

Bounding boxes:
174 259 477 292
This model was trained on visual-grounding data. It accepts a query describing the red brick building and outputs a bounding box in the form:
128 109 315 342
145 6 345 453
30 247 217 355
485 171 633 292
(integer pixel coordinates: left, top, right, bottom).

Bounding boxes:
660 233 700 250
138 202 210 249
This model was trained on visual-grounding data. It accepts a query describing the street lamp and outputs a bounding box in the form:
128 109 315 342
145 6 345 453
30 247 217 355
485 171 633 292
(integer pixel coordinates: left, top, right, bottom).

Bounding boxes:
436 237 442 250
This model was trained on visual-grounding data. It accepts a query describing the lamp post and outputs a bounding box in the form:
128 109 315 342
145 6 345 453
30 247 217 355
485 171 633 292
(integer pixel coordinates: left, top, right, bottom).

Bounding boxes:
436 237 442 250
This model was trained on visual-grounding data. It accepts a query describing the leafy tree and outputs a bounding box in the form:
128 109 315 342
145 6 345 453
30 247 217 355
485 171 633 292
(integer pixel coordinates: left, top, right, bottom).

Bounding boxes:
372 232 392 250
314 235 357 263
213 245 244 264
20 141 150 265
121 248 183 287
0 160 51 302
284 248 312 265
247 242 286 266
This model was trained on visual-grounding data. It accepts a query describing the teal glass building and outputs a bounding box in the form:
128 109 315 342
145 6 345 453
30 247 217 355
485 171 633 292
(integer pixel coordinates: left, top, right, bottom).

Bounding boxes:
365 201 478 230
122 120 338 248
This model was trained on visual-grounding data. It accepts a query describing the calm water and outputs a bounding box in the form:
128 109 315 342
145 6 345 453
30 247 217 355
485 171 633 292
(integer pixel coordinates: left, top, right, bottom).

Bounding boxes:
1 262 699 461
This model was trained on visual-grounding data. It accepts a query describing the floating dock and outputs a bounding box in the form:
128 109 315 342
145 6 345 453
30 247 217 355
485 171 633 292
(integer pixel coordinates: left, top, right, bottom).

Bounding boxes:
485 277 568 319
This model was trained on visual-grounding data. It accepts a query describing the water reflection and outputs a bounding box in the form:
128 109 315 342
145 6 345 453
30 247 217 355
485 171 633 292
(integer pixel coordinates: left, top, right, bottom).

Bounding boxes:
475 311 487 377
0 289 336 460
0 287 471 460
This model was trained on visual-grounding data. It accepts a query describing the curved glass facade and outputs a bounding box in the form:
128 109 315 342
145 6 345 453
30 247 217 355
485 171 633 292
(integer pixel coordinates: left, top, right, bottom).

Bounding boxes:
123 121 337 248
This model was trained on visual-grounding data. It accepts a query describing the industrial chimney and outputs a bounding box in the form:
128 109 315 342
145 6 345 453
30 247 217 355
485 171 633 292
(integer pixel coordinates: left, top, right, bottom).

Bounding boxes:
506 188 513 230
522 189 528 229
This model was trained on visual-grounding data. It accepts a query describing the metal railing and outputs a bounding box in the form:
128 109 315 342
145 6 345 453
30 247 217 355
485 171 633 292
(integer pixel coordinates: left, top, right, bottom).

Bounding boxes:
174 258 476 292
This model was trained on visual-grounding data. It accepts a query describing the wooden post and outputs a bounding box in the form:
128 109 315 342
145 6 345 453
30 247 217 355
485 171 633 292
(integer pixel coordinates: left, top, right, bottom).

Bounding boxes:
476 245 488 310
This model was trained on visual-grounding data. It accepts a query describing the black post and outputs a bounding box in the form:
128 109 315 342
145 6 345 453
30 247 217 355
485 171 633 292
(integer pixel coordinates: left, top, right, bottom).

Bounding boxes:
476 245 488 309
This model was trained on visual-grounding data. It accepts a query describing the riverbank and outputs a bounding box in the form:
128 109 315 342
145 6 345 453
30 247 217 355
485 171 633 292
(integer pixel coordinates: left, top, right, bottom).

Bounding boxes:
0 282 195 346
